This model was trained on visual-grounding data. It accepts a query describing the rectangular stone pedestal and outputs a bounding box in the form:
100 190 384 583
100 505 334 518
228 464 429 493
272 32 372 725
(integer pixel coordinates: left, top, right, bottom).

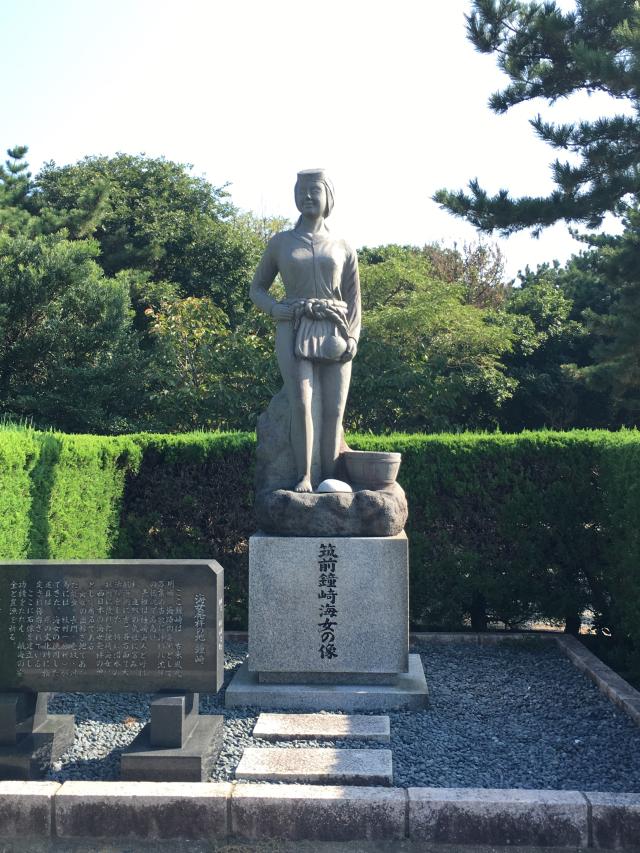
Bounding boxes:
248 532 409 680
121 715 223 782
226 530 428 711
121 693 223 781
226 654 428 711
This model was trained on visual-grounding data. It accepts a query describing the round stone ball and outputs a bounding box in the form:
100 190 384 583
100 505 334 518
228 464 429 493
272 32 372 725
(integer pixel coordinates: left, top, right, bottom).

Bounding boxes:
316 478 353 493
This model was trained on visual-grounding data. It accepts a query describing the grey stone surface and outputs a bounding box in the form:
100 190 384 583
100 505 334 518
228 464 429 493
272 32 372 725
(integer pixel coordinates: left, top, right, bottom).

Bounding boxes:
149 692 198 748
408 787 589 847
0 561 224 693
225 654 428 711
250 171 361 497
586 791 640 850
0 780 59 837
255 481 408 537
0 698 74 781
255 388 341 494
248 533 408 678
235 747 393 785
257 670 397 685
343 450 402 490
252 713 390 742
0 693 41 744
54 780 230 839
231 783 407 841
120 714 223 782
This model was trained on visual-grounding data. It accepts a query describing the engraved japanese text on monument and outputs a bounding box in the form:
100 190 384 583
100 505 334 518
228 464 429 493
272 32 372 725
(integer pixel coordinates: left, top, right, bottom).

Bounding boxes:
318 542 338 660
0 561 223 693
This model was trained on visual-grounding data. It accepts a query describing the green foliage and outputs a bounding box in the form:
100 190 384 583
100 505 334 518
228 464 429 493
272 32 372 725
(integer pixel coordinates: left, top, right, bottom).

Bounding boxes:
0 425 39 557
1 145 636 434
598 431 640 682
0 428 141 561
350 247 515 431
435 0 640 234
497 268 600 429
348 431 613 635
144 297 279 432
34 154 264 328
0 232 144 432
0 146 34 236
3 427 640 661
575 207 640 419
114 432 255 628
0 146 107 238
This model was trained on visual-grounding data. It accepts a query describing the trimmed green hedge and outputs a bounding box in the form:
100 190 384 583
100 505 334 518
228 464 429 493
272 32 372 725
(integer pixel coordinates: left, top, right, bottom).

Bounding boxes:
0 427 638 676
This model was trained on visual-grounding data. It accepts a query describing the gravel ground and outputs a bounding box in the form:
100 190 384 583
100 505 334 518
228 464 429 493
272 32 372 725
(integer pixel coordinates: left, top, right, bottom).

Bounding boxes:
46 639 640 791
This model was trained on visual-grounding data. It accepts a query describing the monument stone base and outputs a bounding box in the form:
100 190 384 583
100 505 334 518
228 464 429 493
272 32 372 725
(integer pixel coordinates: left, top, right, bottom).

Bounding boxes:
225 531 428 711
226 653 428 711
121 693 223 782
0 692 74 780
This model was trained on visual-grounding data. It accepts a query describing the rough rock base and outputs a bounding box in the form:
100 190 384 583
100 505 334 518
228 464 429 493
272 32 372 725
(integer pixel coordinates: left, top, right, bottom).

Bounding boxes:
255 481 408 537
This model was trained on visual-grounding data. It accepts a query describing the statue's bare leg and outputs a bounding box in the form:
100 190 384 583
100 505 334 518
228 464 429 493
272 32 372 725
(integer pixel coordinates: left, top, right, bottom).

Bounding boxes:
275 322 314 492
319 360 352 481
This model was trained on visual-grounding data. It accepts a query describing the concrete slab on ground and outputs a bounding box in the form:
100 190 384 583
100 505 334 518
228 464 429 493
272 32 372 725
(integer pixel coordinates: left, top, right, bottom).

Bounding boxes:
253 713 390 742
235 747 393 786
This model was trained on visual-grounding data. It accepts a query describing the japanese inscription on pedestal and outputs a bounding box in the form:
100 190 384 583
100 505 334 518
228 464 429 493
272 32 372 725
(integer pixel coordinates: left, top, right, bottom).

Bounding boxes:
318 542 338 660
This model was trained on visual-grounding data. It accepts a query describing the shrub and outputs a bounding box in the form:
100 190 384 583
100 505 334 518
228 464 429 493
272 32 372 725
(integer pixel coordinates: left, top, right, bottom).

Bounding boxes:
1 427 639 668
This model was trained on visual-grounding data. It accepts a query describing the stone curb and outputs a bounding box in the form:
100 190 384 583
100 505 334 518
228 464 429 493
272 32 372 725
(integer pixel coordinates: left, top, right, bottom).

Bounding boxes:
408 787 589 847
555 633 640 727
0 782 639 845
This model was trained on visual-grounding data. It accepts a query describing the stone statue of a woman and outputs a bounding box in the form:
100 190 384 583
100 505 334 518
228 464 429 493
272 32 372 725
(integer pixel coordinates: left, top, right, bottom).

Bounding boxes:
250 169 361 493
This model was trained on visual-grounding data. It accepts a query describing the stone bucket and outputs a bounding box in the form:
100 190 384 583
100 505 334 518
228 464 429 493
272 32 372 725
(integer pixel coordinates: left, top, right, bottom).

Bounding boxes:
342 450 401 490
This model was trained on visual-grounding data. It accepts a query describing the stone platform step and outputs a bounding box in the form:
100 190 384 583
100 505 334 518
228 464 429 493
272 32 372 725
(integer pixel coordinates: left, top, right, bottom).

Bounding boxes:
253 713 390 742
225 654 429 711
235 747 393 786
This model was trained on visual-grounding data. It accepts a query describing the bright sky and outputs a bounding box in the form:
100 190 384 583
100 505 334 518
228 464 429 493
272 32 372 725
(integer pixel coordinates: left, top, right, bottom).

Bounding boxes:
1 0 631 279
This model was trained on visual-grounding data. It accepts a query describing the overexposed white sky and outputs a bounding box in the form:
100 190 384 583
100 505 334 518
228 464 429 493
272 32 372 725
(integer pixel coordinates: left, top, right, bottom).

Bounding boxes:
1 0 631 278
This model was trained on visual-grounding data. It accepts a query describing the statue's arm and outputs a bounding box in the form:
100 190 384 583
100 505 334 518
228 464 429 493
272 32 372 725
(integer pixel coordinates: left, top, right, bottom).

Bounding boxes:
342 246 362 344
249 238 280 316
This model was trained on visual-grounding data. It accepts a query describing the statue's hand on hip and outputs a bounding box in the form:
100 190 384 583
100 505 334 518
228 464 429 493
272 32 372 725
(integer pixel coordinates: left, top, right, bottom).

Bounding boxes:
272 303 293 321
341 338 357 362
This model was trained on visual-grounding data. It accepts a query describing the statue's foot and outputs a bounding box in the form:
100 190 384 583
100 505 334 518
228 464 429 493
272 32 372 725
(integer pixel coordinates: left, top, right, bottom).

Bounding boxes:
294 476 313 493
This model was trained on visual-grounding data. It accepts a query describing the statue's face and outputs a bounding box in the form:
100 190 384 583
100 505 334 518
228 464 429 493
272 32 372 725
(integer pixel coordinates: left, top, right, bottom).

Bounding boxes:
295 180 327 218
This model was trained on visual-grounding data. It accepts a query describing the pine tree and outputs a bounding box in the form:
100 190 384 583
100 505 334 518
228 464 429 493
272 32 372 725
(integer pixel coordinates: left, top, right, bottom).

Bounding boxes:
434 0 640 234
0 146 34 235
434 0 640 422
576 207 640 419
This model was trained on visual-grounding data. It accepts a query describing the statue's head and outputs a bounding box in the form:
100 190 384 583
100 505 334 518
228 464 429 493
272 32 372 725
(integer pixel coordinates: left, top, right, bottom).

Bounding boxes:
295 169 335 219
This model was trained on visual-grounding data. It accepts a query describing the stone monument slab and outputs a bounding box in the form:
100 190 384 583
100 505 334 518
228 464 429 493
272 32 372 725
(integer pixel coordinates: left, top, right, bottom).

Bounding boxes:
248 533 408 679
0 560 224 693
0 560 225 780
